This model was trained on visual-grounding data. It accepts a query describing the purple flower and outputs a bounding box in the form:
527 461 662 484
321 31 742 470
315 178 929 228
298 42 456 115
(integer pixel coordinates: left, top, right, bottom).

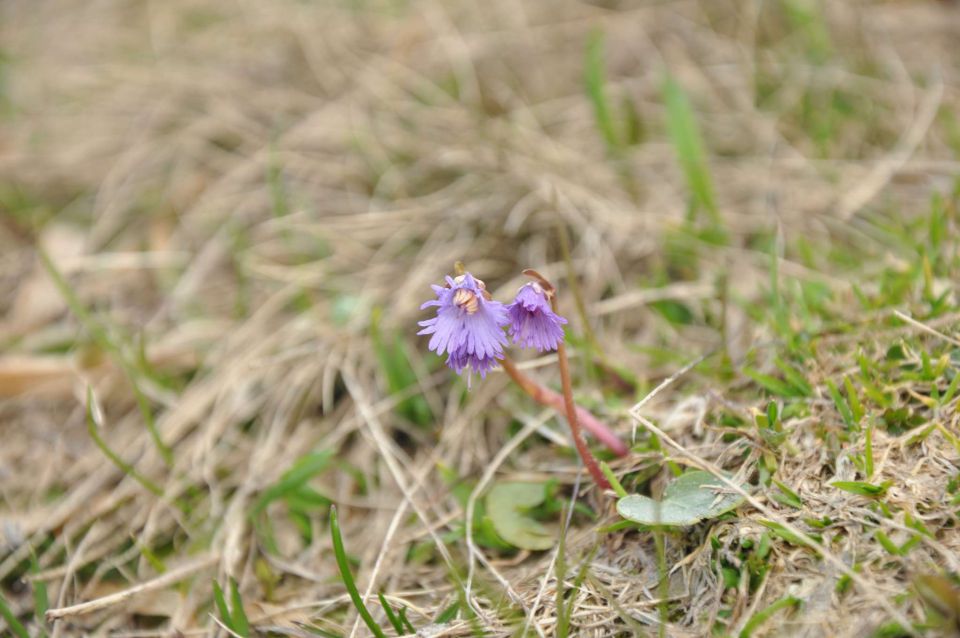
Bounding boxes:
506 282 567 352
418 273 509 378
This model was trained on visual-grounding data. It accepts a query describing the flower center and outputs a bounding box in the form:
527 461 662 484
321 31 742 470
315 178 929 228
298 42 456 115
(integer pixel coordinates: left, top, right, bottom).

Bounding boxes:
453 288 479 314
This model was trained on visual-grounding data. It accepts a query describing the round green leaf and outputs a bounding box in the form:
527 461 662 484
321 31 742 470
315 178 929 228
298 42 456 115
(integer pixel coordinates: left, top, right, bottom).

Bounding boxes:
616 470 746 527
485 482 555 551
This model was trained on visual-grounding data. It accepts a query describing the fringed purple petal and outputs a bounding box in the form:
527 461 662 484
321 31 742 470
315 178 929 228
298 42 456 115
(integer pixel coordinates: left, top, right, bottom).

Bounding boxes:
506 283 568 352
417 271 509 382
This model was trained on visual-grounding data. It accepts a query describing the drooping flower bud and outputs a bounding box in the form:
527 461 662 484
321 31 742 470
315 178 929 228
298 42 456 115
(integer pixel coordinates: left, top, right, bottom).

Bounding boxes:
506 282 567 352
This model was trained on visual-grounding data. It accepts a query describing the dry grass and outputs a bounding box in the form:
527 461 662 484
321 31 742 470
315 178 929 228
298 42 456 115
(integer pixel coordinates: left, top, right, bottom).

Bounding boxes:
1 0 960 636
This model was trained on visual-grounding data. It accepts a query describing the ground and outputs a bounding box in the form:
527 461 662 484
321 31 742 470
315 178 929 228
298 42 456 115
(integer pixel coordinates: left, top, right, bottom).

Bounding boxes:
1 0 959 636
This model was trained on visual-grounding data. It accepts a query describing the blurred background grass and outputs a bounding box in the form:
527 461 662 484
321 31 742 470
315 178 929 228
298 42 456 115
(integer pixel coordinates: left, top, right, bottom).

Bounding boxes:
1 0 959 636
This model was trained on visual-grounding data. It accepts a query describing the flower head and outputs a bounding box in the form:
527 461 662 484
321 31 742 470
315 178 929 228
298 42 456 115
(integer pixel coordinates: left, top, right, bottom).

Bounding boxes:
506 282 567 352
418 272 509 378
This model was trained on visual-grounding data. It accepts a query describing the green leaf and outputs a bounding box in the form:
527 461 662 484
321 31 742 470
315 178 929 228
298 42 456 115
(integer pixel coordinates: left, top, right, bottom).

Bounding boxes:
475 515 513 551
831 480 891 497
766 401 779 427
485 482 556 550
616 471 746 527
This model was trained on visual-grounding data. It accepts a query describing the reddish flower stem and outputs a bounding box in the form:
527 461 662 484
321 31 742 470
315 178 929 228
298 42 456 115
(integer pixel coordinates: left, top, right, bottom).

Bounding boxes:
499 358 628 459
499 355 628 463
551 291 612 489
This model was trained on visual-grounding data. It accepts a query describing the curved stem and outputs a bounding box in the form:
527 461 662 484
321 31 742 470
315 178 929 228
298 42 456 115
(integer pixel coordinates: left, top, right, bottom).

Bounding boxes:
553 338 611 490
499 357 628 457
499 354 614 490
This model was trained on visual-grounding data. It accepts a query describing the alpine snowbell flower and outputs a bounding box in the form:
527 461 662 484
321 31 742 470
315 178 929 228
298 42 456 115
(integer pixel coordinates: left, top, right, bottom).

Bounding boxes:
418 272 509 379
506 282 567 352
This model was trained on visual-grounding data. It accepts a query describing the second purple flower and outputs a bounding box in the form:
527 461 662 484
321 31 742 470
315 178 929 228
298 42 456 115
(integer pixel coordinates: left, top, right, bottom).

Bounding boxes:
506 282 567 352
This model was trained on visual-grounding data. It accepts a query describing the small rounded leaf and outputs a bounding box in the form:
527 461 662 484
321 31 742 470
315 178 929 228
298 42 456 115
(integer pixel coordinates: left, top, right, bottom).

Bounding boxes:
486 482 556 551
616 470 746 527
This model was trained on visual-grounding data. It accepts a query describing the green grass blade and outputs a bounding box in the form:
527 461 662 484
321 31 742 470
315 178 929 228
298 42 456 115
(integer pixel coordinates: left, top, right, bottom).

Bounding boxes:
843 376 864 422
561 545 598 633
434 601 459 624
558 223 602 355
771 479 803 509
599 461 627 498
655 524 668 638
826 379 856 429
330 506 388 638
135 538 167 574
941 371 960 406
874 530 902 556
831 480 890 497
378 593 405 636
744 368 800 398
397 606 415 633
299 623 343 638
554 542 567 638
0 593 29 638
31 552 48 635
129 374 173 467
773 358 813 397
229 578 250 636
85 387 163 497
39 246 173 467
758 520 821 549
584 30 619 153
370 309 433 427
212 581 234 632
739 596 800 637
251 451 333 516
267 146 289 219
864 421 875 478
662 73 719 224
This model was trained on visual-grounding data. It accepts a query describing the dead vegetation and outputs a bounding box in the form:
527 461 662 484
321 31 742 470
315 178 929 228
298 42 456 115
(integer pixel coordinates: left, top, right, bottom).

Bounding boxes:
1 0 959 636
